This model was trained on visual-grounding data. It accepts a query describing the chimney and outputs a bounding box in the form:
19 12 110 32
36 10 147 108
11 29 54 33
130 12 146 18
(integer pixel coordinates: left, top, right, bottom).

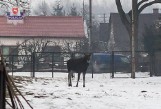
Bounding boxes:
153 8 159 14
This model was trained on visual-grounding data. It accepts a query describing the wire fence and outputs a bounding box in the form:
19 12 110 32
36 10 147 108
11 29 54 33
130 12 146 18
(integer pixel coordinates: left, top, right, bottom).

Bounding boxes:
3 51 161 78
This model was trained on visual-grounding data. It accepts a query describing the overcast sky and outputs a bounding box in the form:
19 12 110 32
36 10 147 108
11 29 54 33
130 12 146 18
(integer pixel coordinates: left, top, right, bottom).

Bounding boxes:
31 0 161 22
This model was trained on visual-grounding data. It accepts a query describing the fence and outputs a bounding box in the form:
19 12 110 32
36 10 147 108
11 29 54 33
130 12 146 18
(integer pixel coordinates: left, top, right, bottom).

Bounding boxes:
111 51 161 78
4 52 93 77
3 51 161 78
111 51 150 78
1 51 161 109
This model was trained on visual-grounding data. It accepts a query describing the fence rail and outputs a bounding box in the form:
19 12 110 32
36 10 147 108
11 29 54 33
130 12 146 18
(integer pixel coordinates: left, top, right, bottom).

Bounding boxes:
2 51 161 77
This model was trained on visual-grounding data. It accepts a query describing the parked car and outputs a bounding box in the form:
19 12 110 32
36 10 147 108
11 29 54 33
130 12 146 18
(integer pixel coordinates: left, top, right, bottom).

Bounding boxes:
91 53 130 73
127 53 150 72
137 62 150 72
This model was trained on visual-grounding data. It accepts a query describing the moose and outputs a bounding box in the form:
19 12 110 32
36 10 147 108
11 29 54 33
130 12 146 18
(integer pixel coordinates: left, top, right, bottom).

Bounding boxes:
67 53 91 87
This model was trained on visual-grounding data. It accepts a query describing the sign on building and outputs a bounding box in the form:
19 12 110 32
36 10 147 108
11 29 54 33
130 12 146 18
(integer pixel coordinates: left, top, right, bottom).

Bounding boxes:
6 7 24 25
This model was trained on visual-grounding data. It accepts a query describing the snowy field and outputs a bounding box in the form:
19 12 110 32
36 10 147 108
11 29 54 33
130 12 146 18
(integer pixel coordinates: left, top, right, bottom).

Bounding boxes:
8 72 161 109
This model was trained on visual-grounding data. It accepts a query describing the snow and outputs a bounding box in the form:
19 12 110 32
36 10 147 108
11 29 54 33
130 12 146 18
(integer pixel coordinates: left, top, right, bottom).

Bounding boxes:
7 72 161 109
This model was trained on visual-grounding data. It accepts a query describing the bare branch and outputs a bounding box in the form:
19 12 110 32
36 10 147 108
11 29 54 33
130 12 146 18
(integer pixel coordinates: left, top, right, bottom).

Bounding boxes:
0 0 30 12
128 0 148 18
139 0 161 14
115 0 131 35
137 0 148 8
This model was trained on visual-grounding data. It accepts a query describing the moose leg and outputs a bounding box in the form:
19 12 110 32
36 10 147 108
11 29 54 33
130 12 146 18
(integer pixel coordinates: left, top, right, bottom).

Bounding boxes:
83 72 86 87
72 73 75 78
76 73 81 87
68 72 72 87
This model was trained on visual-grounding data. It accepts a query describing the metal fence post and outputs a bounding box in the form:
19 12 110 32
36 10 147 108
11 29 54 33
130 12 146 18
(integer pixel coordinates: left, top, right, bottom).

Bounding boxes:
52 53 54 78
150 53 153 77
111 51 114 78
11 55 14 76
154 53 156 76
91 53 94 78
30 55 32 75
32 52 35 77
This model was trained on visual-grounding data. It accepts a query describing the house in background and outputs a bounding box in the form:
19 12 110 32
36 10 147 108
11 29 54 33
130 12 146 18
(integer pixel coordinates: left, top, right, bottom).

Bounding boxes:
99 23 109 42
108 8 161 51
0 16 87 56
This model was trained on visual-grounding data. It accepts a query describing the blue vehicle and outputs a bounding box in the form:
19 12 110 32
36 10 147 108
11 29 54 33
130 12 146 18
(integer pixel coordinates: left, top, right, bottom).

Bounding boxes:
91 53 130 73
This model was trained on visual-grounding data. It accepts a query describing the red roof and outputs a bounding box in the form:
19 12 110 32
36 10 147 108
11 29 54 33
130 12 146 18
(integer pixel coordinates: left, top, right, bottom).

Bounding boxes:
0 16 85 38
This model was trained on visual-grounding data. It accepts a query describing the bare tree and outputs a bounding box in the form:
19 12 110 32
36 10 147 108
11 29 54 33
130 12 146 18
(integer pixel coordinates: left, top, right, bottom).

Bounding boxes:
17 38 51 67
76 39 89 52
0 0 30 15
60 39 89 53
115 0 161 50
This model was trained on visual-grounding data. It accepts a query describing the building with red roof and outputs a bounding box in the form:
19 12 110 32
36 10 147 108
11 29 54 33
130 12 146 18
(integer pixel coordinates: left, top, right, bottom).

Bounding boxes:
0 16 87 55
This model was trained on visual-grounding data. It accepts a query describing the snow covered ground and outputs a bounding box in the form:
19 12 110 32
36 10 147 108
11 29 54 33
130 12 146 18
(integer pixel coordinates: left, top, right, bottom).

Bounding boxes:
8 72 161 109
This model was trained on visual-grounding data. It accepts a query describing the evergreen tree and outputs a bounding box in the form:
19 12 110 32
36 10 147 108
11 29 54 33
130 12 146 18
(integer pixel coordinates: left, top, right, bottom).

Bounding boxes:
143 24 161 54
52 1 64 16
33 1 51 16
68 4 79 16
143 22 161 76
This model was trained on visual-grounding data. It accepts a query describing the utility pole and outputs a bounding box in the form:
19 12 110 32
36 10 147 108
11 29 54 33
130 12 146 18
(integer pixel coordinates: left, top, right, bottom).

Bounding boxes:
83 0 85 21
99 13 107 23
131 0 136 79
89 0 92 51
